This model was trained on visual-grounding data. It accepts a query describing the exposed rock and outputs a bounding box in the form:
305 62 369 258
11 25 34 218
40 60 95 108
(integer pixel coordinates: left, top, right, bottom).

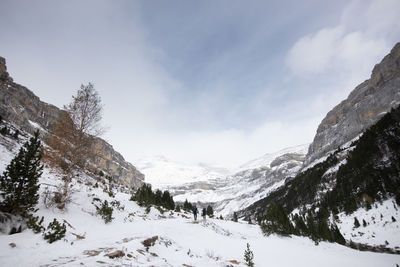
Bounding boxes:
83 250 102 257
9 243 16 248
0 56 10 81
0 56 144 189
104 250 125 259
304 42 400 166
142 235 158 248
0 211 26 234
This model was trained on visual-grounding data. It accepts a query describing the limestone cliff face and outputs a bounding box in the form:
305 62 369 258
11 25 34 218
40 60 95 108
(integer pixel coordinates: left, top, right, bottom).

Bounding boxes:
304 42 400 166
0 56 144 188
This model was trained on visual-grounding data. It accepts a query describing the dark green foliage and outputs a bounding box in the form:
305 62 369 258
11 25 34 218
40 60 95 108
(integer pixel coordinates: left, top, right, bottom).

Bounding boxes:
243 243 254 267
0 126 8 135
244 106 400 246
206 205 214 216
232 212 238 222
326 107 400 214
261 204 345 244
330 224 346 245
13 129 19 139
175 204 181 212
43 218 66 243
98 170 104 177
261 203 293 236
26 215 45 233
130 184 175 210
162 191 175 210
354 217 360 228
0 115 3 123
106 186 115 198
247 153 339 218
219 215 223 220
110 200 124 211
0 130 43 215
396 191 400 206
363 219 367 227
183 199 193 212
293 214 307 235
93 199 113 223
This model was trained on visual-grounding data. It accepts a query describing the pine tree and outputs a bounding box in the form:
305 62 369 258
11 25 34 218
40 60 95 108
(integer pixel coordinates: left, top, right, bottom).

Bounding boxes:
183 199 193 211
362 219 367 227
1 126 8 135
233 212 238 222
243 243 254 267
353 217 360 228
206 205 213 217
13 129 19 139
0 130 43 215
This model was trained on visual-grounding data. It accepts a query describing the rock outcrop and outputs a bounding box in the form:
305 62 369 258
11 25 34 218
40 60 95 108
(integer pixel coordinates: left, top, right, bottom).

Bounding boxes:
0 56 144 189
304 42 400 166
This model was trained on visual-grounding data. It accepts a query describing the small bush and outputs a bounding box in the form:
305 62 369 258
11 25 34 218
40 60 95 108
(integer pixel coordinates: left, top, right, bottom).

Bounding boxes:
43 218 66 243
232 212 238 222
26 215 45 233
354 217 360 228
110 200 124 211
93 199 113 223
175 205 181 212
362 219 367 227
13 129 19 139
243 243 254 267
0 126 8 135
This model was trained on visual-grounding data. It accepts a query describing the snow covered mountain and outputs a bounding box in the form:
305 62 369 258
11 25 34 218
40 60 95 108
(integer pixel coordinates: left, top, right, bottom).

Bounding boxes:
151 144 309 216
136 155 230 189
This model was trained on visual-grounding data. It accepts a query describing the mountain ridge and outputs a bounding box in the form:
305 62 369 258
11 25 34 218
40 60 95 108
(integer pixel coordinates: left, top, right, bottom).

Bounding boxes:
304 42 400 167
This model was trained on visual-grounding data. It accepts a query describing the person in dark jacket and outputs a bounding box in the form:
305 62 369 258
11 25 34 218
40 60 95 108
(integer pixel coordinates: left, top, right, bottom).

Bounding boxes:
193 206 198 221
202 207 207 221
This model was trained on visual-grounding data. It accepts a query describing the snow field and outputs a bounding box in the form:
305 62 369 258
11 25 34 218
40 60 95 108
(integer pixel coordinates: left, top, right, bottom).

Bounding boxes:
1 168 400 267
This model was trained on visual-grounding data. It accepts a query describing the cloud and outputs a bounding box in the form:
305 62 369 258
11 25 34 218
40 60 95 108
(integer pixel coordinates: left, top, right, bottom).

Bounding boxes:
286 0 399 78
122 115 321 170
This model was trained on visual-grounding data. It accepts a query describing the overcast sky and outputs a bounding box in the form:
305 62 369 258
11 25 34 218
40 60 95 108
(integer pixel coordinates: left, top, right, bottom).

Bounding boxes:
1 0 399 169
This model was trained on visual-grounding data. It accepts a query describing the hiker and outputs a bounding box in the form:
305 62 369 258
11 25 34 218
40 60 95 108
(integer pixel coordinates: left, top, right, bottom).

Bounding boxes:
193 206 198 221
202 207 207 221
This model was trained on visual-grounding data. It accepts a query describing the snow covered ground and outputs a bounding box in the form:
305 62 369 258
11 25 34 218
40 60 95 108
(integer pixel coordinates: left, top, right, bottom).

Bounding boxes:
338 199 400 249
1 171 400 267
1 125 400 267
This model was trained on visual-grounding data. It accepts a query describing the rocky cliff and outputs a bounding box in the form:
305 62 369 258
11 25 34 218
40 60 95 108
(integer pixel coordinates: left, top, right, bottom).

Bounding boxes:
304 42 400 166
0 56 144 189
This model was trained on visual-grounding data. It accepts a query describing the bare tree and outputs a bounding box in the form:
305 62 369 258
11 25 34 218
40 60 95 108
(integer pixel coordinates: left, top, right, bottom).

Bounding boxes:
46 83 104 208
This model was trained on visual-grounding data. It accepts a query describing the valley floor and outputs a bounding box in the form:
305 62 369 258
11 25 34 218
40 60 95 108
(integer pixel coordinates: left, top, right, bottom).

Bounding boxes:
1 186 400 267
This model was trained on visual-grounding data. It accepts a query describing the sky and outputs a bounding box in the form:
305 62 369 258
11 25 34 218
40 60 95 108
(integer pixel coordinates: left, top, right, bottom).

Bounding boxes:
0 0 399 169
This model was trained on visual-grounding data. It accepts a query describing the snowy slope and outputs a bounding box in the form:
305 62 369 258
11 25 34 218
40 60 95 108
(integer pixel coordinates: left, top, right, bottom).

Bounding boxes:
1 130 400 266
238 144 309 171
136 156 229 189
169 144 309 216
337 199 400 249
